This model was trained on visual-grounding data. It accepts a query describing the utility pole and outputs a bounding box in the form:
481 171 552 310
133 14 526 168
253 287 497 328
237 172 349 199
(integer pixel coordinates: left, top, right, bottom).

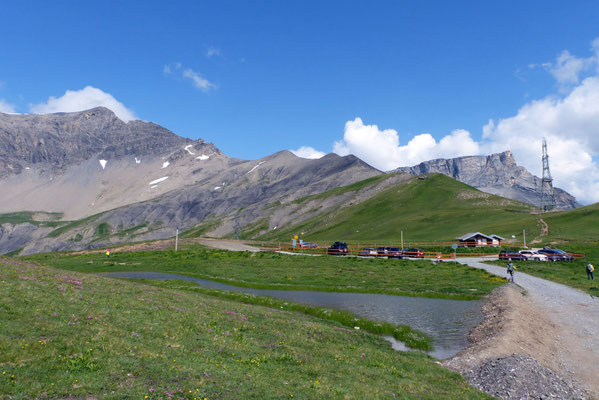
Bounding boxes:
401 230 403 250
523 228 526 248
175 226 179 252
540 138 557 212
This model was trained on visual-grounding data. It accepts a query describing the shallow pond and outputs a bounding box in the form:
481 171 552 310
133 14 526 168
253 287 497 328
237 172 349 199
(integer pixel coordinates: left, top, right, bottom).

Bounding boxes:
102 271 483 359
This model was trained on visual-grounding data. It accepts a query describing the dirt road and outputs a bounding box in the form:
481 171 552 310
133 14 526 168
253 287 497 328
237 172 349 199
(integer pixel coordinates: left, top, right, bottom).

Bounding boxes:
194 238 261 252
450 258 599 398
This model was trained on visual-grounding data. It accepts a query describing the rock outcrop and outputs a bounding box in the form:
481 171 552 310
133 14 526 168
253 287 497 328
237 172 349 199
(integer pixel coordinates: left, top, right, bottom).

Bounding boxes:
0 107 190 178
396 151 579 210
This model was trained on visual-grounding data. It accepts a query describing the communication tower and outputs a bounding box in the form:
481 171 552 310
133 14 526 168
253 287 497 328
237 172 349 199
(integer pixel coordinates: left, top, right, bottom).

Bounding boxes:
540 138 557 212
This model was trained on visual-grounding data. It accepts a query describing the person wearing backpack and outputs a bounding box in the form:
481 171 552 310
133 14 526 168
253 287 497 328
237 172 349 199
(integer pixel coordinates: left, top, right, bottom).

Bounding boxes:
587 262 594 280
507 261 516 282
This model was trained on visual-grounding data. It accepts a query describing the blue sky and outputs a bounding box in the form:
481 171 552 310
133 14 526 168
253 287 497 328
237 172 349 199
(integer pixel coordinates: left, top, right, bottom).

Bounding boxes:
2 1 599 203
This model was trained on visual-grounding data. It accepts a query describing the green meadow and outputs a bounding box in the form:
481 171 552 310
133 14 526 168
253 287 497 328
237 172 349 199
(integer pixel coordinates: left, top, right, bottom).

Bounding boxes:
0 257 495 399
23 245 504 300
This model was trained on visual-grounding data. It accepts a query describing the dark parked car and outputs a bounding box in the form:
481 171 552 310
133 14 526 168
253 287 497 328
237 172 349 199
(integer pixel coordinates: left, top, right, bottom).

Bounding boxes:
498 250 524 261
376 246 403 259
327 241 348 256
403 248 424 258
538 248 574 261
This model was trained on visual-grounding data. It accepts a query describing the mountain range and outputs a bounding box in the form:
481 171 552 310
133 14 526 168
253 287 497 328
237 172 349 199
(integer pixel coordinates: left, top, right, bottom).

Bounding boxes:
0 107 581 254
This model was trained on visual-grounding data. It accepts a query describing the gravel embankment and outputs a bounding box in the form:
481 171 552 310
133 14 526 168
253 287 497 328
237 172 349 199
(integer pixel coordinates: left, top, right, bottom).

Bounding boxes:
454 258 599 399
464 354 589 400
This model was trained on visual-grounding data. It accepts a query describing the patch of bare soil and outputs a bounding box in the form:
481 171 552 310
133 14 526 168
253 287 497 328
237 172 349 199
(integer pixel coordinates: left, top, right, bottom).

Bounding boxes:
194 238 261 252
445 284 592 399
539 217 549 236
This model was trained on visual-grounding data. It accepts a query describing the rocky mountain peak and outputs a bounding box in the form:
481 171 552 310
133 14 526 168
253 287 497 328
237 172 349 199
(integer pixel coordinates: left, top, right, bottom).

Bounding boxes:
0 108 192 177
396 151 579 209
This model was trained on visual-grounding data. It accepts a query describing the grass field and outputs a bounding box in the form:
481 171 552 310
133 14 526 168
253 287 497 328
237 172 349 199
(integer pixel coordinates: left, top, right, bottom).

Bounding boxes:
0 257 494 399
22 245 504 300
542 202 599 241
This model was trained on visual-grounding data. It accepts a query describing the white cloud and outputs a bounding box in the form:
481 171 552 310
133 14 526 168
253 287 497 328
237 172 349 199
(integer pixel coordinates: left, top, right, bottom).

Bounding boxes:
30 86 137 122
182 68 216 91
481 75 599 204
206 47 222 58
545 50 591 86
543 39 599 89
0 98 16 113
290 146 326 159
333 118 480 171
164 62 216 92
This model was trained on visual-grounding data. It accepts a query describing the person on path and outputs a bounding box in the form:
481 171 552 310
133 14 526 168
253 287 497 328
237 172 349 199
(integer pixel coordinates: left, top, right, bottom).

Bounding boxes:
507 261 516 282
587 262 594 280
106 248 110 258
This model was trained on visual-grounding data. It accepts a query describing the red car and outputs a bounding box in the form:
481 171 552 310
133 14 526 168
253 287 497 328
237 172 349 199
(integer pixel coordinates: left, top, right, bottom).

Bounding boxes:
403 248 424 258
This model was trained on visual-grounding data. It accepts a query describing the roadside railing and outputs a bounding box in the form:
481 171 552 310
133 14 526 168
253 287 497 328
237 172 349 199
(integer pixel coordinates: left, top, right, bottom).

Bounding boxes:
258 242 585 260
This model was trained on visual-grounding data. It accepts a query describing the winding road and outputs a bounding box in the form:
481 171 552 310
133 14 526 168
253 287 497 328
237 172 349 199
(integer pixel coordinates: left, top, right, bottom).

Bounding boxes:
457 258 599 397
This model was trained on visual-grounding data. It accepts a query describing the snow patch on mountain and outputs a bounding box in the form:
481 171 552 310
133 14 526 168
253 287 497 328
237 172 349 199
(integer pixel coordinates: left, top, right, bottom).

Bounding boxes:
184 145 195 155
149 177 168 185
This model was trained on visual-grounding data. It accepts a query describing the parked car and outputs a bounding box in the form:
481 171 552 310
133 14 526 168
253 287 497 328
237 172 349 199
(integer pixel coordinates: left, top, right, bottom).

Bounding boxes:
358 248 378 257
376 246 403 259
538 248 574 261
498 250 524 261
327 241 348 256
403 248 424 258
519 250 548 261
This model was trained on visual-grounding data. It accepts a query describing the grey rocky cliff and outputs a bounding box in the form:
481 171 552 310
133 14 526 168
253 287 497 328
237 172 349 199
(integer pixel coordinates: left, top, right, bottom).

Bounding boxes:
396 151 579 210
0 107 190 177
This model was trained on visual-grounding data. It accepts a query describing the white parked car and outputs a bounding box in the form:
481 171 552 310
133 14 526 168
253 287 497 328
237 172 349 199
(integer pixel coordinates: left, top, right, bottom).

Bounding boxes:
519 250 548 261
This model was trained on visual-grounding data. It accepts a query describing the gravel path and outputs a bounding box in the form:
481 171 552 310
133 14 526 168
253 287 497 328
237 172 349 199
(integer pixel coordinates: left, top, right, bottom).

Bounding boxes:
458 257 599 397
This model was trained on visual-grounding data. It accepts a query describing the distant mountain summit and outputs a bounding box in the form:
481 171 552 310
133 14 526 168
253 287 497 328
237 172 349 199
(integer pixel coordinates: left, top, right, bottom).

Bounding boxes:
0 107 190 178
0 108 381 254
0 108 582 255
396 151 579 210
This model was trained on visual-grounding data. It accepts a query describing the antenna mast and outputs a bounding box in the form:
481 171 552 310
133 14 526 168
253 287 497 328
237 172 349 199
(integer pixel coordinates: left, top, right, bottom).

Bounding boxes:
540 138 556 212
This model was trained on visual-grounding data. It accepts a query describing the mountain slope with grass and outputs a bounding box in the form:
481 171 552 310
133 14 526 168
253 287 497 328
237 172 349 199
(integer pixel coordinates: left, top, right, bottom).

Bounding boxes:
258 173 542 243
397 151 579 210
541 202 599 241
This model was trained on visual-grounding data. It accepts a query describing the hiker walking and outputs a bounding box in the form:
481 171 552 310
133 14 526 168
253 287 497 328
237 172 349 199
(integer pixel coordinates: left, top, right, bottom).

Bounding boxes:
587 262 594 280
106 248 110 258
507 261 516 282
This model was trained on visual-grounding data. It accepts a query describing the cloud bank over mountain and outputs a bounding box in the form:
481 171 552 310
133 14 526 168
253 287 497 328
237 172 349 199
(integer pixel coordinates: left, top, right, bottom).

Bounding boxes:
330 38 599 205
29 86 138 122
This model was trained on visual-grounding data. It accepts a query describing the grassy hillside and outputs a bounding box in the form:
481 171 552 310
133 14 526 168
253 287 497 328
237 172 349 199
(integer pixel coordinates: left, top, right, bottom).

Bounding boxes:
0 211 63 227
542 202 599 241
0 257 493 399
259 174 541 243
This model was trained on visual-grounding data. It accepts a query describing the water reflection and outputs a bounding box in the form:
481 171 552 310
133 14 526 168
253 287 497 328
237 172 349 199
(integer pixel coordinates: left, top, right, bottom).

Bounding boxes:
100 271 482 359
